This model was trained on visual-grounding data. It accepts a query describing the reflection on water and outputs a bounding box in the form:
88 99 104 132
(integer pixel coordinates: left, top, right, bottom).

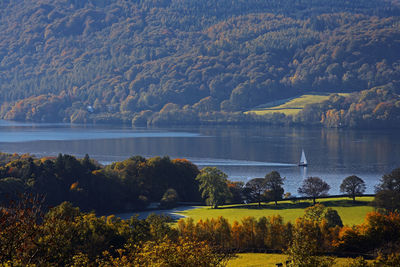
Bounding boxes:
0 122 201 142
1 121 400 195
300 166 308 180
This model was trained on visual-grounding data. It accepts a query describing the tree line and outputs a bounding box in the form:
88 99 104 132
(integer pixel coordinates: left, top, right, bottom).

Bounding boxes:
1 151 397 213
143 85 400 128
2 151 400 265
294 85 400 128
0 198 231 266
177 206 400 265
197 167 368 208
0 153 201 213
2 194 400 266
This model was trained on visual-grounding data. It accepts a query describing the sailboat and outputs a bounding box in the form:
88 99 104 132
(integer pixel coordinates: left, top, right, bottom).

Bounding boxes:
298 149 308 166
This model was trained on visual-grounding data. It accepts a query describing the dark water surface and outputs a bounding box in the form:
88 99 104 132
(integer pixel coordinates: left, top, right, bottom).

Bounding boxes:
1 120 399 195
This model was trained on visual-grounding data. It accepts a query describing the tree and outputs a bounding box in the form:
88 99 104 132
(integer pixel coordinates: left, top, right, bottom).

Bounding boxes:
340 175 366 203
264 171 285 205
303 204 343 228
287 217 335 267
374 168 400 212
304 204 327 222
245 178 267 207
0 194 44 264
160 188 179 209
196 167 231 208
298 177 330 205
100 238 232 266
324 208 343 228
227 181 244 204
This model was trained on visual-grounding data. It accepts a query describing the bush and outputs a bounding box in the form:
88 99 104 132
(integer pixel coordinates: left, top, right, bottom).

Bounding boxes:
160 188 179 209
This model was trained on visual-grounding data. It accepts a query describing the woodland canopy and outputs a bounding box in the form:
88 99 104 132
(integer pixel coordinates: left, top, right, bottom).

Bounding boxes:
0 0 400 128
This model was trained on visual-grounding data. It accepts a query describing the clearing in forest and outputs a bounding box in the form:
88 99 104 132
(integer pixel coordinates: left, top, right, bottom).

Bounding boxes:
246 93 350 116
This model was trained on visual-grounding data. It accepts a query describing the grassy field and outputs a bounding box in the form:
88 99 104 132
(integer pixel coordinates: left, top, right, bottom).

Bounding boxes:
226 253 287 267
226 253 369 267
246 93 349 116
176 197 374 226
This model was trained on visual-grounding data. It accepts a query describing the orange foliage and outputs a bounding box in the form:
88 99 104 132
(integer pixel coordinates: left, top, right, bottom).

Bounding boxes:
172 158 190 164
70 182 79 190
40 156 56 163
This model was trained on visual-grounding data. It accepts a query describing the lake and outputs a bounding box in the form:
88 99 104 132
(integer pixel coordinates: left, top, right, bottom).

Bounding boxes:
1 120 400 195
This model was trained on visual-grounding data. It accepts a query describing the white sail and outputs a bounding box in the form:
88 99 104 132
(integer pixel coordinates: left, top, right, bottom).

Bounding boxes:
299 149 307 166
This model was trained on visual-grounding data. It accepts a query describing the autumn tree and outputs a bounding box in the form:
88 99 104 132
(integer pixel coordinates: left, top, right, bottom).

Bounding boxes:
340 175 366 203
304 204 327 222
99 238 232 266
287 217 335 267
0 194 44 264
227 181 244 204
196 167 231 208
304 204 343 228
298 177 330 205
337 212 400 254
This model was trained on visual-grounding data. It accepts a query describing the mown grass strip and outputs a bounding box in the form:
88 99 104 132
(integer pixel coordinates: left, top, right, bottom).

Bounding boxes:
176 197 374 226
226 253 371 267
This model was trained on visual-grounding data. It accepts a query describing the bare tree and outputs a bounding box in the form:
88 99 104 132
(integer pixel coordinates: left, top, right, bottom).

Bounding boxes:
340 175 366 203
245 178 267 207
298 177 330 205
264 171 284 205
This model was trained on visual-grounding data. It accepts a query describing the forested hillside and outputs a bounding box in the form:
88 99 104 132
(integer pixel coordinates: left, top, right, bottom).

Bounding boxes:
1 0 400 126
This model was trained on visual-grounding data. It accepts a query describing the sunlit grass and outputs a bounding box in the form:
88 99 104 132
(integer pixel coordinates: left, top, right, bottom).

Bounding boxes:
249 108 302 116
226 253 370 267
176 197 374 226
227 253 287 267
246 93 350 116
177 197 375 266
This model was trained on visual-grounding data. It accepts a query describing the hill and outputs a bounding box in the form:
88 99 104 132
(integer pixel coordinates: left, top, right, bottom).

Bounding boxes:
0 0 400 126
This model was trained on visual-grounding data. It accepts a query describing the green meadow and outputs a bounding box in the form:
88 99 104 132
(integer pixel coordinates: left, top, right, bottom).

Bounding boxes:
176 197 374 226
226 253 370 267
246 93 349 116
174 197 375 266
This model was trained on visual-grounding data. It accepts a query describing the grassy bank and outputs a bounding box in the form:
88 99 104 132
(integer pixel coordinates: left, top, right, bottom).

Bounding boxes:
226 253 370 267
176 197 374 226
246 93 349 116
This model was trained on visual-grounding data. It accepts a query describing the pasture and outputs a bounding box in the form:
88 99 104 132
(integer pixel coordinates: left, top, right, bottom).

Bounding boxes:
176 197 374 226
246 93 349 116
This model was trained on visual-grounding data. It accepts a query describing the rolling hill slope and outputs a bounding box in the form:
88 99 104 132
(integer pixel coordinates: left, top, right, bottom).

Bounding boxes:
0 0 399 125
246 94 350 116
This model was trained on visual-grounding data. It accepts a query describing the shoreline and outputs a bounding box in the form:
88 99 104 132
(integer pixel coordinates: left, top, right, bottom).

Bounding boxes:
113 205 200 220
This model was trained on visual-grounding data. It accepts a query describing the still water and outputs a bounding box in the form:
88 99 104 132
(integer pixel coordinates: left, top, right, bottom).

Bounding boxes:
1 120 400 195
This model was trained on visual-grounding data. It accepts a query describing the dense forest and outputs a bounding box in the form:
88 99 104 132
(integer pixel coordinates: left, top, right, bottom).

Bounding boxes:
0 152 201 213
295 85 400 128
0 0 400 127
